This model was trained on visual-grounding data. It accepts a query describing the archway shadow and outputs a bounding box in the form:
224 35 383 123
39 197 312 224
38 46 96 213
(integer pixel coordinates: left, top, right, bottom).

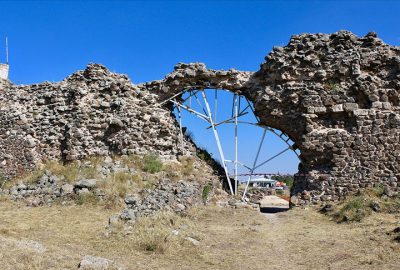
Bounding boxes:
260 207 289 214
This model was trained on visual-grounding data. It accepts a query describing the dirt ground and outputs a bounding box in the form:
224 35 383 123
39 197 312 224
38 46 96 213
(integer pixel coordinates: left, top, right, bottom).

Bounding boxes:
0 199 399 270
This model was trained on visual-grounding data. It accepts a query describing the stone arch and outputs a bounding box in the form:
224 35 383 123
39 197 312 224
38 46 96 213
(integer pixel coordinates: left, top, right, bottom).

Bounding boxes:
1 30 399 205
140 31 400 204
164 87 301 195
143 65 306 198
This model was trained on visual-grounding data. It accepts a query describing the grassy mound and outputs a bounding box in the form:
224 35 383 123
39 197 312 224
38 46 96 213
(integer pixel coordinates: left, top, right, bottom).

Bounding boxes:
322 188 400 223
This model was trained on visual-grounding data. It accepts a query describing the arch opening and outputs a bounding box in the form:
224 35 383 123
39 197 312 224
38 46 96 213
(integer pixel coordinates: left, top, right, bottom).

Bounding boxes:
165 88 301 199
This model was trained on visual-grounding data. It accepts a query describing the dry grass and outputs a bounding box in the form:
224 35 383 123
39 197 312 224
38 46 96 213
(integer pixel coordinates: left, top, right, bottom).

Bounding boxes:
7 155 210 195
179 156 195 176
128 211 197 253
163 156 197 181
327 190 400 223
0 200 399 270
6 160 81 187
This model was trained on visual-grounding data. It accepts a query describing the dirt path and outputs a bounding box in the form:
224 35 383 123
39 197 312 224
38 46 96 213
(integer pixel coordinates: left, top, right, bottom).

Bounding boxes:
0 200 399 269
259 195 289 209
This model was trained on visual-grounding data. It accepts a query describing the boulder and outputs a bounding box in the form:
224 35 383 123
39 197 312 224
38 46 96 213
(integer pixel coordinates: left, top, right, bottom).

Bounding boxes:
61 183 74 195
124 194 141 206
75 179 97 189
78 255 124 270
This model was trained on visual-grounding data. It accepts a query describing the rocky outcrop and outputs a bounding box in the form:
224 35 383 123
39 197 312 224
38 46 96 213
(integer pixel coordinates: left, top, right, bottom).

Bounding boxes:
1 30 399 204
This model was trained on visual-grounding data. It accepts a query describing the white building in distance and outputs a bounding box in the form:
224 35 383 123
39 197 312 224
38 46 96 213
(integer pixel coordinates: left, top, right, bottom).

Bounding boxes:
0 63 9 80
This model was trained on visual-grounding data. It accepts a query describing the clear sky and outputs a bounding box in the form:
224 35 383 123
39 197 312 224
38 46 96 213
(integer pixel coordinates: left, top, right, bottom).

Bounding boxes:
0 0 399 174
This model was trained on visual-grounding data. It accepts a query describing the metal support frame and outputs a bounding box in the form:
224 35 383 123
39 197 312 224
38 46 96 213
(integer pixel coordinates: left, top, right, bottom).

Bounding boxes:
177 104 184 151
214 89 218 123
5 37 8 64
242 128 267 200
233 94 239 195
200 91 235 196
159 88 300 199
170 99 209 122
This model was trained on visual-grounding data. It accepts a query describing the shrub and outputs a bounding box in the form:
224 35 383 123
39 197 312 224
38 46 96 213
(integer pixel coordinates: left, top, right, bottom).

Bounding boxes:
179 156 195 176
120 154 142 169
196 148 213 163
0 173 6 188
142 154 163 173
133 212 184 253
333 196 372 222
80 166 98 179
113 172 131 183
184 130 195 142
202 183 213 204
163 162 181 181
373 183 385 197
74 193 98 205
39 160 80 183
381 197 400 214
98 171 142 203
325 80 341 92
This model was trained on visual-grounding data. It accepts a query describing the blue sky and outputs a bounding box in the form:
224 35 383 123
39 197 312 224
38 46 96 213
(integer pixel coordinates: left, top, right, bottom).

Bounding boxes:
0 0 399 174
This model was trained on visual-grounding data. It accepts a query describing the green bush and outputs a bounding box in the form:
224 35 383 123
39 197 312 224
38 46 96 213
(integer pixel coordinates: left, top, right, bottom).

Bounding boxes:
325 80 341 92
0 173 6 188
373 183 385 197
196 148 213 163
333 196 372 222
202 183 213 204
142 154 163 174
184 130 195 142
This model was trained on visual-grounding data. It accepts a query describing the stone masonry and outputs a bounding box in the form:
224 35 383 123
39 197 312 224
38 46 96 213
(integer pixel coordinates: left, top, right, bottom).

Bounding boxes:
0 30 399 203
0 65 195 178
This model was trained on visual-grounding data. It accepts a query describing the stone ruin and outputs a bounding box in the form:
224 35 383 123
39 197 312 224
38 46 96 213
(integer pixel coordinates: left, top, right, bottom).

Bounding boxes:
0 30 399 204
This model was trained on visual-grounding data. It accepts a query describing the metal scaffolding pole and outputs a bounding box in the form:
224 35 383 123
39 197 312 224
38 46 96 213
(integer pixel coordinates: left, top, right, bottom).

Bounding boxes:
206 111 248 129
201 91 234 196
181 90 199 104
252 146 291 171
225 160 252 171
193 91 209 117
234 94 239 195
159 90 185 106
242 128 267 200
214 89 218 123
5 37 8 64
169 100 209 122
177 104 184 151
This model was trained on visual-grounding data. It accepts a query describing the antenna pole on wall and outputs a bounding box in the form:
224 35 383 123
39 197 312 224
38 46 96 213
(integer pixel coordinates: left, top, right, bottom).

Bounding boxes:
5 36 8 64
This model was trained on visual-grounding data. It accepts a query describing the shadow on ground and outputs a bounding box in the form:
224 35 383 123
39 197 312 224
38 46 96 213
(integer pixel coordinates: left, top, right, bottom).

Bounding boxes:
260 207 289 214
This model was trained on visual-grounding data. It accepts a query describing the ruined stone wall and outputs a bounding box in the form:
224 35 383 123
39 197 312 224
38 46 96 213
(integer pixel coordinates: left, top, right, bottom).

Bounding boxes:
1 30 399 203
140 31 400 203
0 65 195 178
253 31 400 203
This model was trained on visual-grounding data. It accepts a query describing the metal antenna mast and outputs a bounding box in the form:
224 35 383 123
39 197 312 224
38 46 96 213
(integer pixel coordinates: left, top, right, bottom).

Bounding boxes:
5 37 8 64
